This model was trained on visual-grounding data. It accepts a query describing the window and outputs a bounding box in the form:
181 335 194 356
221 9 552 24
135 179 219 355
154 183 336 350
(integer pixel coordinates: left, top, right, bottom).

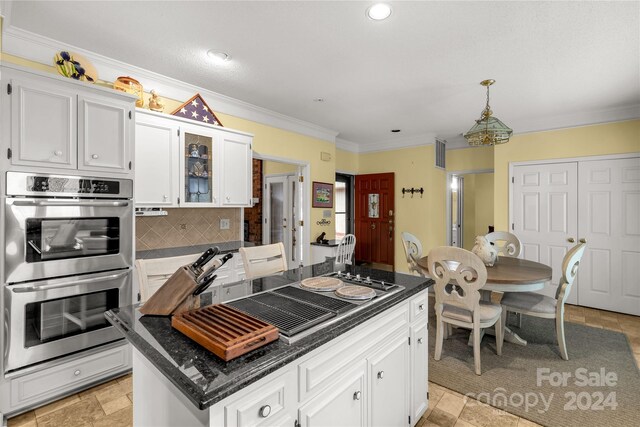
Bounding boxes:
335 173 353 239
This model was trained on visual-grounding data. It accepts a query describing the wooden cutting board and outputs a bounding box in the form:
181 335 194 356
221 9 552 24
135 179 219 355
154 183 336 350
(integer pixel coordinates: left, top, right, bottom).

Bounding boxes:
171 304 279 361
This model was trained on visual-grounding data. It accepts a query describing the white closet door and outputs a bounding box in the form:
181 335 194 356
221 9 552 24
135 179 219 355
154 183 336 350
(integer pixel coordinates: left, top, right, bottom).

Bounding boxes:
512 162 578 302
578 157 640 315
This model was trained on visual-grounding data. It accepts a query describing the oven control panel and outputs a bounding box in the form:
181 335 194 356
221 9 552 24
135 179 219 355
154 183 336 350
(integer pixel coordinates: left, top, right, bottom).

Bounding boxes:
6 172 133 198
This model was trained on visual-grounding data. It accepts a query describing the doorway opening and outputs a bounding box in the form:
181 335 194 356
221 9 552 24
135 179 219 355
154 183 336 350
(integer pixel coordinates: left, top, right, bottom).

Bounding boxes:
335 173 354 240
446 170 494 251
246 154 310 266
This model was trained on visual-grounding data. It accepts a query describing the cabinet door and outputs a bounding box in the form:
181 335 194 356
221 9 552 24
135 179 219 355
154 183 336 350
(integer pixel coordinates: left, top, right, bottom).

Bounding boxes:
180 126 219 206
134 114 180 206
369 331 409 427
9 77 77 169
298 363 366 427
218 130 252 206
410 321 429 422
78 93 131 173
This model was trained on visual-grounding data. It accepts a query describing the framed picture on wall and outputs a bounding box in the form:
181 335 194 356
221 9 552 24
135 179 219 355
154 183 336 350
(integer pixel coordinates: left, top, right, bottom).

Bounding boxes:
312 182 334 208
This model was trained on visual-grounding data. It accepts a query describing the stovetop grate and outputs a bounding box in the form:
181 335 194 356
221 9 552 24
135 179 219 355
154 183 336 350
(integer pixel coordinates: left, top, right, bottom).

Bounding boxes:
225 293 334 337
272 286 357 313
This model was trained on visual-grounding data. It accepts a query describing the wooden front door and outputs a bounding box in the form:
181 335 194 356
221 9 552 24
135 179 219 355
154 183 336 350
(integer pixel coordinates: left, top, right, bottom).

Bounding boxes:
355 173 394 267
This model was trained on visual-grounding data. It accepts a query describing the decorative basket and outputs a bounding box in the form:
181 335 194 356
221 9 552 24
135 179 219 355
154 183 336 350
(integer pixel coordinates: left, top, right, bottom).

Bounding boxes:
113 76 144 107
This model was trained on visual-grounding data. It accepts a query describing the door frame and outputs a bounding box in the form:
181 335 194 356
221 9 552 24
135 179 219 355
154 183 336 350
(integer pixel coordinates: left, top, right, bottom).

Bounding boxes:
508 152 640 231
445 168 493 249
251 153 310 266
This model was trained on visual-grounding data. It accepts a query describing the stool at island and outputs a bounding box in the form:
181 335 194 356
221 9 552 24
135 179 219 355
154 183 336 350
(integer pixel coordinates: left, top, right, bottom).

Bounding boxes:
138 265 202 316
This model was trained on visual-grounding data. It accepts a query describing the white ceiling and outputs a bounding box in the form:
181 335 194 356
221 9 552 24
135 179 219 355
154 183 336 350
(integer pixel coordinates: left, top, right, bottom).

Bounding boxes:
3 1 640 151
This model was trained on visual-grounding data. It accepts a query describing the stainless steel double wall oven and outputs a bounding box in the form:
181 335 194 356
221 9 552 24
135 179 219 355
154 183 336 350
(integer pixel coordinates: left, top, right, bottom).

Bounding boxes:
3 172 133 373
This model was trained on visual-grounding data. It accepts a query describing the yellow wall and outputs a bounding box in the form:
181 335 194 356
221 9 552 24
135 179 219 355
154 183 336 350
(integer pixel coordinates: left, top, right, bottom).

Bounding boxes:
462 175 476 250
494 120 640 230
356 146 446 273
263 160 299 176
447 146 494 172
335 148 359 174
474 173 494 237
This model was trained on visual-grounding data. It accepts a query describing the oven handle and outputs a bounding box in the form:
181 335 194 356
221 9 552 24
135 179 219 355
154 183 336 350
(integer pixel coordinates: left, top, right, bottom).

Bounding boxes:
12 200 130 207
9 270 130 293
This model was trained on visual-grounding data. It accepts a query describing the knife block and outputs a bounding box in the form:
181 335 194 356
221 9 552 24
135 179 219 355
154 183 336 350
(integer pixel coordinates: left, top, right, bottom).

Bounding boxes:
139 265 201 316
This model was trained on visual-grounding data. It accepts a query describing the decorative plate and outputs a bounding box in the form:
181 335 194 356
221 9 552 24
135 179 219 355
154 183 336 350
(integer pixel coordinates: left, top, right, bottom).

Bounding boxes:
54 51 98 83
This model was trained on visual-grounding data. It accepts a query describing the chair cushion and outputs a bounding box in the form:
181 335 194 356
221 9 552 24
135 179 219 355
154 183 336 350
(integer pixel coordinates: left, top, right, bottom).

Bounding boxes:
441 300 502 323
501 292 557 314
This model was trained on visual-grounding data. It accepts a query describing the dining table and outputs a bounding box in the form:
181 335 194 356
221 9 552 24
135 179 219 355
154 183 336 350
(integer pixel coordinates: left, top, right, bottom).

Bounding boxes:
416 255 553 346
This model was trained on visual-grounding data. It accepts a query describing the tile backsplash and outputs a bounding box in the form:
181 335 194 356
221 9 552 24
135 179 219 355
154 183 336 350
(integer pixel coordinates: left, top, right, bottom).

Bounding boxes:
136 208 241 251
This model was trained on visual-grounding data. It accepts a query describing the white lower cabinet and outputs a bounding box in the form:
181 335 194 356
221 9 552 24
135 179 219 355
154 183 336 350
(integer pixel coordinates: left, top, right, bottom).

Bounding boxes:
298 362 367 427
410 320 429 421
369 330 409 427
8 342 131 412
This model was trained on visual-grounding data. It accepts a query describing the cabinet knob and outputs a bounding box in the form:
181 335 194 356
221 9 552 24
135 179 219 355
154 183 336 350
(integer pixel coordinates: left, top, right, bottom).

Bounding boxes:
91 154 99 159
377 371 384 379
226 196 230 202
353 391 361 401
54 150 63 156
259 404 271 418
418 304 425 311
74 369 81 376
418 338 424 344
163 195 168 201
567 237 575 243
579 238 587 244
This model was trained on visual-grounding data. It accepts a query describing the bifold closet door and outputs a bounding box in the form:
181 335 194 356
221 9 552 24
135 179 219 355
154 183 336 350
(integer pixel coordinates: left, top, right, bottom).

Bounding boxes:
512 162 579 303
577 157 640 316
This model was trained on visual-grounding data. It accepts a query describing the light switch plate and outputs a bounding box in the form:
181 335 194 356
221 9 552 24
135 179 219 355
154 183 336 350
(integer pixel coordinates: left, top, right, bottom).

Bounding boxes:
220 218 230 230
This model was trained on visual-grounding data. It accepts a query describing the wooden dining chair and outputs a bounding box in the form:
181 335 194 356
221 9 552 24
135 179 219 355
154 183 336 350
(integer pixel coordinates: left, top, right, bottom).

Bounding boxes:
401 232 427 277
428 246 503 375
500 242 586 360
485 231 522 258
335 234 356 265
239 243 288 280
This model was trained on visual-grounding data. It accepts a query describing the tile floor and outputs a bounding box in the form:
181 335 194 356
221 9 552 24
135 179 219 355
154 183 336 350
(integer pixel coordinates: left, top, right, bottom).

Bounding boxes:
6 305 639 427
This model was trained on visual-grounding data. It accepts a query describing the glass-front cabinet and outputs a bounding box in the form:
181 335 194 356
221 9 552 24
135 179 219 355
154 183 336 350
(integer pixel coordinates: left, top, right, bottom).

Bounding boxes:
180 127 218 206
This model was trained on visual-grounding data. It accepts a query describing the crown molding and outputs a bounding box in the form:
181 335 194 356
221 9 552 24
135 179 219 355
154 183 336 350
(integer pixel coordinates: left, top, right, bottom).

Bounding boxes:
1 25 339 143
335 138 361 153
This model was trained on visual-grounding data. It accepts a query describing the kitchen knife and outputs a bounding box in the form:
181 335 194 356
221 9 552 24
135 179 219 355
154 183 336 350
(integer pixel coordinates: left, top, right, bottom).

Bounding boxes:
197 253 233 285
190 247 218 273
192 274 217 296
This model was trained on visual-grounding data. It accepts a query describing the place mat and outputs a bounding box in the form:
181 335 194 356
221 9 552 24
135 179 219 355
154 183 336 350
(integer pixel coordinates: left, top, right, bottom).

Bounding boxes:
301 276 344 291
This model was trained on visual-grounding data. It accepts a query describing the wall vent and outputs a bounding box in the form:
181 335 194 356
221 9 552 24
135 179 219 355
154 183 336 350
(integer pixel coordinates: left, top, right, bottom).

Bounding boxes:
435 139 446 169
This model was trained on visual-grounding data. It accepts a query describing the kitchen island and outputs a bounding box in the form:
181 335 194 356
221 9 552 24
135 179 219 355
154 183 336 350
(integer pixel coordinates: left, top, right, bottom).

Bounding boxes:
106 260 432 426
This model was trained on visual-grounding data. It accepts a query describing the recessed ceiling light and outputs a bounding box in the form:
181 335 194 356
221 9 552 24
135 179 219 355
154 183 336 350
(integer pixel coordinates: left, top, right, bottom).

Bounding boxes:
391 129 401 133
207 50 232 63
313 98 325 102
366 3 392 21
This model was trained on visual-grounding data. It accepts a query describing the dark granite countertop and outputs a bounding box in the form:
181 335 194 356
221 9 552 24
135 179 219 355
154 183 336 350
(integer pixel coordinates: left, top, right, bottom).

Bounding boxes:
310 239 340 247
136 241 255 260
105 260 432 410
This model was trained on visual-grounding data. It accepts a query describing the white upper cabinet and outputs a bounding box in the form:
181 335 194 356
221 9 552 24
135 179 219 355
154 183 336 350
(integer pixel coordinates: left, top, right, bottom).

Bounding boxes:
1 65 135 177
9 75 77 169
135 111 180 207
78 94 130 173
134 110 253 208
218 130 252 207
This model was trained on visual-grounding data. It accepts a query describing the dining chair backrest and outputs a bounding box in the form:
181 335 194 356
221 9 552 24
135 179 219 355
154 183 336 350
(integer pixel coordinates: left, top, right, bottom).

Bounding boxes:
427 246 487 315
239 242 288 280
401 232 424 275
335 234 356 264
485 231 522 258
555 242 587 303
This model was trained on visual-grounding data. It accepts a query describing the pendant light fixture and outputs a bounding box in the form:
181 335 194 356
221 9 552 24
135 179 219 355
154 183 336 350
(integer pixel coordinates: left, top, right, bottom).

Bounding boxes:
464 79 513 146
